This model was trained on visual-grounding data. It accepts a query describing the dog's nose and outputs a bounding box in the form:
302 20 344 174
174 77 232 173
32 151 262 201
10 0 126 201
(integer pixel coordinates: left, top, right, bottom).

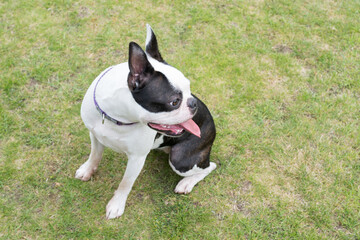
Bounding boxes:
187 98 198 114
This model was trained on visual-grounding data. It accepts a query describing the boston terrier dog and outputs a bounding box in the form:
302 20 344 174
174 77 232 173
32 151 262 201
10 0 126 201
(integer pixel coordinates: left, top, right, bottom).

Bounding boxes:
76 25 216 219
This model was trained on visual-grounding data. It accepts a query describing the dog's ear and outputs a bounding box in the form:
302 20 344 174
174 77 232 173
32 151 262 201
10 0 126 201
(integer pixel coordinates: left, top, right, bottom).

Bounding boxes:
128 42 154 91
145 24 166 63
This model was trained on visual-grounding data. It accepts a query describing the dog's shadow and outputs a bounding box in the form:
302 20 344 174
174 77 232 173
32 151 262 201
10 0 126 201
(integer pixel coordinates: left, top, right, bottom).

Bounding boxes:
142 150 181 193
100 149 180 194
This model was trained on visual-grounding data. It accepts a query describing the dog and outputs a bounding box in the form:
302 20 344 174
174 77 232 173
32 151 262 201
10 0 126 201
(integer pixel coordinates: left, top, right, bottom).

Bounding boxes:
76 24 216 219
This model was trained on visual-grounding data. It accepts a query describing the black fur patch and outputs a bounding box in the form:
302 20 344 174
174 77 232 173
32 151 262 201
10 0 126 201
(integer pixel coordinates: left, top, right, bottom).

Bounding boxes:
131 71 182 113
128 42 182 113
158 95 216 172
146 27 167 64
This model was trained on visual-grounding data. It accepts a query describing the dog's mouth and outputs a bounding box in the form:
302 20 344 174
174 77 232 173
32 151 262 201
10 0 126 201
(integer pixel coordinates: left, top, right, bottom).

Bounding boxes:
148 119 201 138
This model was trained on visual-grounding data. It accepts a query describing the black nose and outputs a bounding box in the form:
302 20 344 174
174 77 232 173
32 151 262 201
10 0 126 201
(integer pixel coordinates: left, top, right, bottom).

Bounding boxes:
187 98 198 114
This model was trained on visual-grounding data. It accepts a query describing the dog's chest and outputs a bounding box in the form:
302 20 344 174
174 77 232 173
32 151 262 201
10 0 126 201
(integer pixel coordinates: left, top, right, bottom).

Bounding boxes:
152 134 165 149
92 123 157 154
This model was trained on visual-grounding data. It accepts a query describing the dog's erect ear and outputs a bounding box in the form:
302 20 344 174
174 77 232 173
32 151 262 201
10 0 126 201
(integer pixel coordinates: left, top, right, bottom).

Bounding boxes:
128 42 154 91
145 24 166 63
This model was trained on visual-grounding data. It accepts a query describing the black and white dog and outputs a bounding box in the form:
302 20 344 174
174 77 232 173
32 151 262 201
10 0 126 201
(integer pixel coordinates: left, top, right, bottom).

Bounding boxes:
76 25 216 219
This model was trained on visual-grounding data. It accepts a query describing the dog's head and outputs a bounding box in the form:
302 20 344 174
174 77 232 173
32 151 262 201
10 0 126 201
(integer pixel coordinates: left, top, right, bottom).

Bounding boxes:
127 25 200 138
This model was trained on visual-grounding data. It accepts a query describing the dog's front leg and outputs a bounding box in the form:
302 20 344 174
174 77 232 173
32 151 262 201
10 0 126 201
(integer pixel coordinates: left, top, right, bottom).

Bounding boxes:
106 153 147 219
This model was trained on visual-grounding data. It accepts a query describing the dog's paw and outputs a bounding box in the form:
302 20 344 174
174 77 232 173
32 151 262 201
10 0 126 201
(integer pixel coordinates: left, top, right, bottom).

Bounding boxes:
106 194 126 219
174 162 217 194
75 162 97 181
174 176 197 194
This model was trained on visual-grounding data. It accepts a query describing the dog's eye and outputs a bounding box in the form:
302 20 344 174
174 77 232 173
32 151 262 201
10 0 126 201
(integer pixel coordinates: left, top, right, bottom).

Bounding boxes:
170 98 180 107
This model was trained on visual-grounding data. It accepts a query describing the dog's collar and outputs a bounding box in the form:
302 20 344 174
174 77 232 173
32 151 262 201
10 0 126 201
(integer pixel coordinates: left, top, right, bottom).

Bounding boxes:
93 67 136 126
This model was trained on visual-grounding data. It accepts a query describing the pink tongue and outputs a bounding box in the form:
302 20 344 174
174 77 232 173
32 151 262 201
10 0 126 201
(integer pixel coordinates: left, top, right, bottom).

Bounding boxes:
179 119 201 138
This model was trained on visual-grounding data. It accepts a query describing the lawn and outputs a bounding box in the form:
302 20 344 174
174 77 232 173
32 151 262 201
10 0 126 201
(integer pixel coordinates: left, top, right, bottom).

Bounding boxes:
1 0 359 239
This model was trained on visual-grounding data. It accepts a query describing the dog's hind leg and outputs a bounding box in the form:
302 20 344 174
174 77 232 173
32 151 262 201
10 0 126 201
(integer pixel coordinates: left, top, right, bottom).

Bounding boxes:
169 141 216 194
170 161 216 194
75 132 104 181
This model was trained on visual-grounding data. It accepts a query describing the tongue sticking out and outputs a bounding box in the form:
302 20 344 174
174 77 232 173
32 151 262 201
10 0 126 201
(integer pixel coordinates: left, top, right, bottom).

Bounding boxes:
179 119 201 138
148 119 201 138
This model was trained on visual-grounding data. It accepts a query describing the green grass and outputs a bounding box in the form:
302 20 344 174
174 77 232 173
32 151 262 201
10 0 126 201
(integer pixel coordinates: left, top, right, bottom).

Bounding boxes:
1 0 360 239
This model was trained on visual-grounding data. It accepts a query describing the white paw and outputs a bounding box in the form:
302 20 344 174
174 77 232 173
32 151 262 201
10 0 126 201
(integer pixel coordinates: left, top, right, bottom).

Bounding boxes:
75 162 97 181
174 176 198 194
174 162 217 194
106 194 126 219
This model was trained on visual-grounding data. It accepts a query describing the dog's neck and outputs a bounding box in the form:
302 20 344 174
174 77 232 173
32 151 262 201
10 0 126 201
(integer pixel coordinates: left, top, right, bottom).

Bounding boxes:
93 66 137 126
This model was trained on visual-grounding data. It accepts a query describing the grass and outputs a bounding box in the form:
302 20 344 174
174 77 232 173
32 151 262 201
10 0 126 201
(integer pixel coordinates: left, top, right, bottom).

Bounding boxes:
1 0 360 239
